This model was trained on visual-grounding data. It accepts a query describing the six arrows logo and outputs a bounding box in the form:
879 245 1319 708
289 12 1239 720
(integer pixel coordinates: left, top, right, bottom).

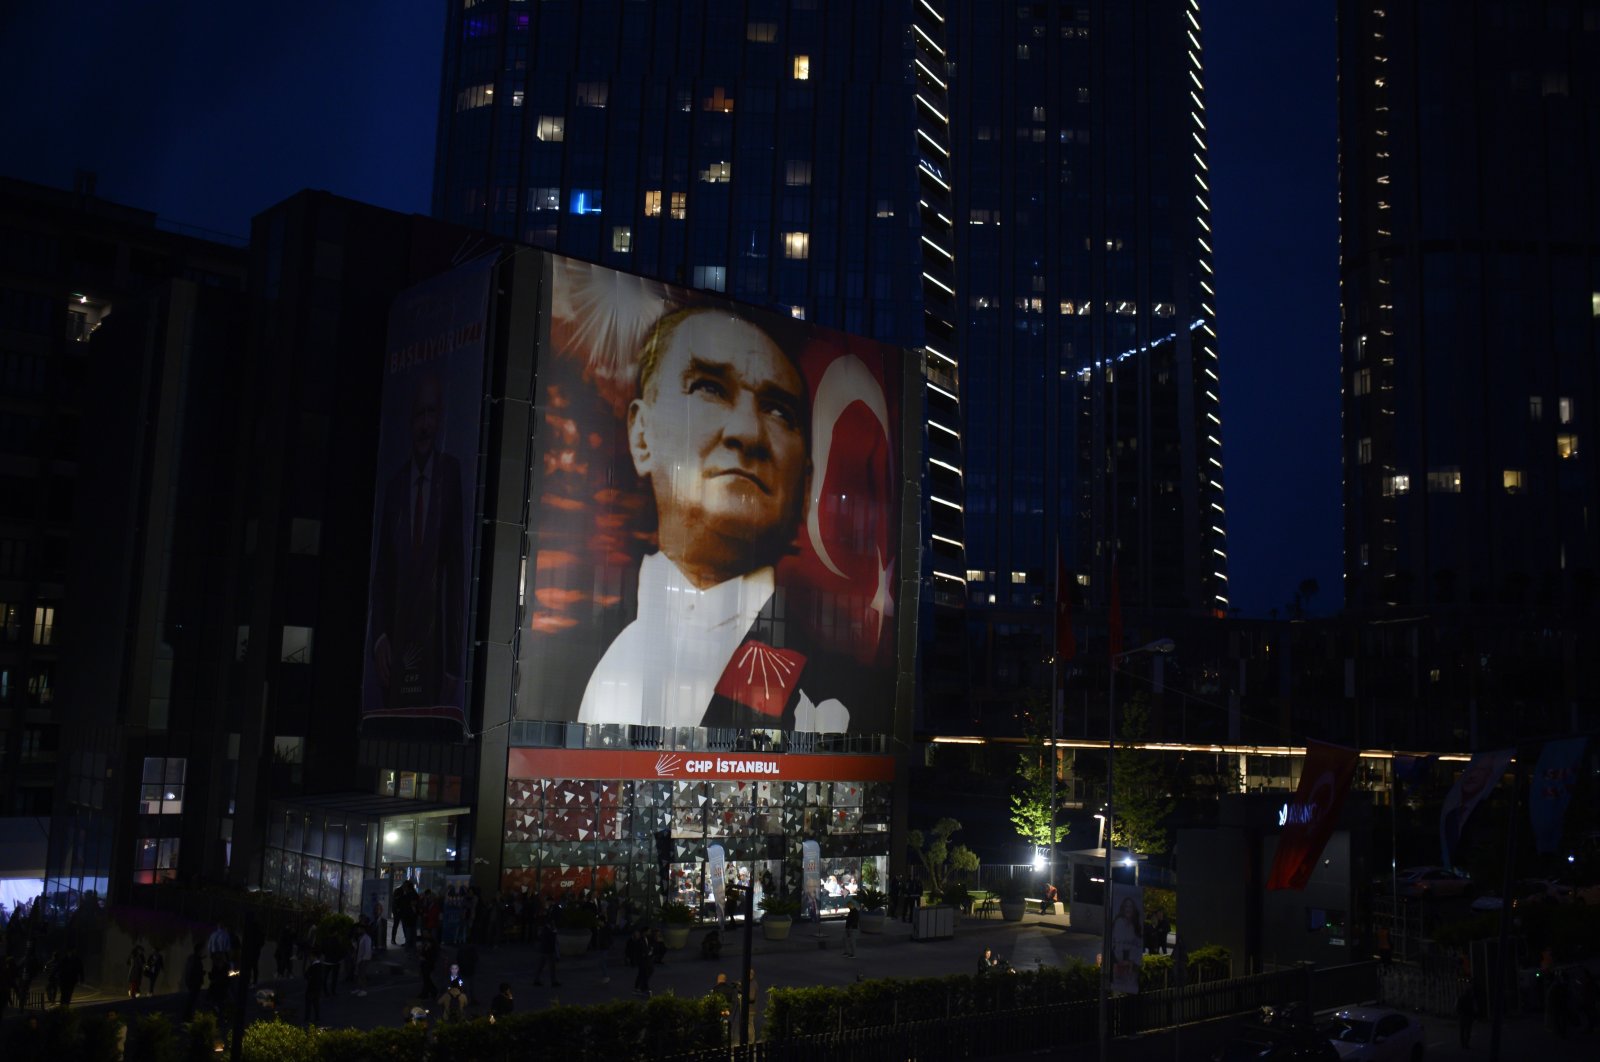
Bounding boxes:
655 754 682 777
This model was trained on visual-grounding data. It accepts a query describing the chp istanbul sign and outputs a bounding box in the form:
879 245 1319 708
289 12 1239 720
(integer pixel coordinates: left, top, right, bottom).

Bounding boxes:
508 747 894 783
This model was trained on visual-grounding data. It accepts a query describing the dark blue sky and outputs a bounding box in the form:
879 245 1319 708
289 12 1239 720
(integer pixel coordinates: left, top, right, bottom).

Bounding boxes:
0 1 1340 618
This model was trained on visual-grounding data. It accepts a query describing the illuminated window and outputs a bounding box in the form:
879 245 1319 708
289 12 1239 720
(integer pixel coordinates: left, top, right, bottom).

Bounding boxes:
576 82 608 108
134 837 180 884
1353 369 1372 396
455 84 493 111
1592 293 1600 317
1032 105 1046 121
670 193 687 220
281 626 314 664
611 227 632 253
793 55 810 80
139 757 187 815
875 200 895 218
1560 397 1574 424
966 570 985 583
692 266 726 292
1151 302 1176 317
32 606 53 645
702 87 734 112
511 90 524 107
785 161 812 187
536 116 564 141
1076 573 1091 586
1426 468 1461 493
1357 437 1372 464
1359 543 1369 567
1529 395 1544 421
528 186 559 211
1558 433 1579 459
1383 474 1410 497
1011 571 1028 584
569 189 602 215
1017 44 1030 59
699 161 731 183
789 306 805 320
783 232 810 260
644 190 662 217
747 20 777 42
1503 470 1524 493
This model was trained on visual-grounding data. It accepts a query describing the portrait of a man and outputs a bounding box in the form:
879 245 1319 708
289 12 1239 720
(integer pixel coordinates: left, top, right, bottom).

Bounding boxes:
520 259 903 735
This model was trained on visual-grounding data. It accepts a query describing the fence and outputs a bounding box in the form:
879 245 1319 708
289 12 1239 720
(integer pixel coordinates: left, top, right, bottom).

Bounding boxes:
664 965 1346 1062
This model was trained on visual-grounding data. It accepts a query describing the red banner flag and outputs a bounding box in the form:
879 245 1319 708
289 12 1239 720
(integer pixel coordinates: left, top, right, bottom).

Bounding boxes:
1266 740 1360 890
1108 559 1123 661
1056 547 1076 661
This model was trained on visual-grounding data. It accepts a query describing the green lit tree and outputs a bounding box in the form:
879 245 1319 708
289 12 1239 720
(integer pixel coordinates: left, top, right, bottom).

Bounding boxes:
1010 697 1071 853
906 817 980 902
1112 696 1175 856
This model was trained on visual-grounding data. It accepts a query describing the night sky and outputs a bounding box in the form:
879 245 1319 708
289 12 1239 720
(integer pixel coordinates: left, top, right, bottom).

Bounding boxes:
0 1 1340 619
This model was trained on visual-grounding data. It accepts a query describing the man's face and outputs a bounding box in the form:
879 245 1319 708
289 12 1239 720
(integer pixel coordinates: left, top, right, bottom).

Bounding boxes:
411 378 442 464
629 314 809 577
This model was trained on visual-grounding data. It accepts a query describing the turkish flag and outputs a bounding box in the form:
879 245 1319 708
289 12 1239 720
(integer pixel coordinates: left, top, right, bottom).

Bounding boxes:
1266 740 1360 891
1056 547 1075 661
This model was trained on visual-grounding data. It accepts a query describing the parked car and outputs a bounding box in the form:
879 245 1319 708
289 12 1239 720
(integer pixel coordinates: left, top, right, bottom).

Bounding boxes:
1468 878 1575 912
1214 1030 1339 1061
1320 1007 1425 1061
1394 866 1473 898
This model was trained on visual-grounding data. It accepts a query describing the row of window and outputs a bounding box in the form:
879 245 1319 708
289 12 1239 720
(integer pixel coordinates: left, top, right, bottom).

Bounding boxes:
971 296 1177 318
1380 464 1554 497
0 603 54 644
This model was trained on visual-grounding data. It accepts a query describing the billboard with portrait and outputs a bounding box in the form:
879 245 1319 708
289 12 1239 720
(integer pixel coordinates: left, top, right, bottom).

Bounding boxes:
360 255 495 729
516 256 905 736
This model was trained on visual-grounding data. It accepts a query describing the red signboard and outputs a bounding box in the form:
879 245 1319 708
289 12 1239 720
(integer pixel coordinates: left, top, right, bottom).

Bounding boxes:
507 747 895 783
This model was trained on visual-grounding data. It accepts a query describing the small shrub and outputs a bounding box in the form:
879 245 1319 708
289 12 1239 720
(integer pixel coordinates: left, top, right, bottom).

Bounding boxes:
660 901 696 926
241 1020 316 1062
182 1013 221 1062
127 1012 179 1062
857 887 888 912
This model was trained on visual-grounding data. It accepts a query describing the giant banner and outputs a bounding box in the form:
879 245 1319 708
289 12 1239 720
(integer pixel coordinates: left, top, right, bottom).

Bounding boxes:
361 255 494 728
1439 749 1513 867
517 257 904 735
1266 741 1359 891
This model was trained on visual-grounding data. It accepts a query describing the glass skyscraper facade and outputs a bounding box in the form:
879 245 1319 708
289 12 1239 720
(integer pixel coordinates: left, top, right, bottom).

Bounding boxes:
433 0 1227 725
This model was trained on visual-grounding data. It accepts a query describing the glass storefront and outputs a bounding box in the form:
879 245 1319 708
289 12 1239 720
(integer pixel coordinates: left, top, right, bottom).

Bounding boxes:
502 760 890 919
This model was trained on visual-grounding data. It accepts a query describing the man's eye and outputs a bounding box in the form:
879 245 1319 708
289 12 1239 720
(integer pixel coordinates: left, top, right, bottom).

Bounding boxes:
763 403 797 428
688 378 727 398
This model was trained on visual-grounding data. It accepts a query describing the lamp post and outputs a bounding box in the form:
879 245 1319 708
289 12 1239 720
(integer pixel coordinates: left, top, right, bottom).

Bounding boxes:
1100 637 1174 1062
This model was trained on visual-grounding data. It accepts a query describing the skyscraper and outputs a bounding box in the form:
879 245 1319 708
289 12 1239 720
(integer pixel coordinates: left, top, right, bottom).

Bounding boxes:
1340 0 1600 615
433 0 1228 723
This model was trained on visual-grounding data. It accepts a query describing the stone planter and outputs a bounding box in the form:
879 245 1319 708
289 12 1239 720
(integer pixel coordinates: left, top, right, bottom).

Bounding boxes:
662 924 692 950
999 900 1026 922
761 915 793 941
859 910 887 935
556 928 592 958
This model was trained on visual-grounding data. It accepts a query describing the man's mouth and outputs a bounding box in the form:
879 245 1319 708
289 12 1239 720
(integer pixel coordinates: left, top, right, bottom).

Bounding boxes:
711 468 770 494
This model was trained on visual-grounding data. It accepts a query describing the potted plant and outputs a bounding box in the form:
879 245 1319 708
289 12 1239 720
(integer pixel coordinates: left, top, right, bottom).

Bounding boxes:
857 887 889 934
997 877 1027 922
659 901 695 949
941 883 973 915
759 895 800 941
556 904 599 957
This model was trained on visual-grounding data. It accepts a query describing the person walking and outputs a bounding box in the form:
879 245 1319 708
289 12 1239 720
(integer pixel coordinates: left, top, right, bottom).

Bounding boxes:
712 973 740 1043
242 914 265 986
57 947 83 1008
126 942 146 998
1456 982 1476 1049
633 933 656 996
302 957 324 1026
353 925 373 997
843 903 859 957
143 948 165 995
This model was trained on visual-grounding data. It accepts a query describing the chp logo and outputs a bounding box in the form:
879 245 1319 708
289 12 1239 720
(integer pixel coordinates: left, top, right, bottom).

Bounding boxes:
655 754 682 777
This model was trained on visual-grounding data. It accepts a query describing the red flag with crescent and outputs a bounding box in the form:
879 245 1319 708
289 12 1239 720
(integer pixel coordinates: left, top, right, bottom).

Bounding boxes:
1266 741 1359 890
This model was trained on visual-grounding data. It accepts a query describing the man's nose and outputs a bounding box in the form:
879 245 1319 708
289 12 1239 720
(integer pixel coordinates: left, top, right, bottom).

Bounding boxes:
720 391 767 449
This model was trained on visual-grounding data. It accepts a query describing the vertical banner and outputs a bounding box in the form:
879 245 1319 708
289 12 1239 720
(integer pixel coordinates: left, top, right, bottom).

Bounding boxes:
359 878 389 951
1528 738 1587 855
1439 749 1513 868
441 874 473 944
1266 741 1359 890
801 840 821 922
1109 883 1144 994
707 844 727 928
361 255 496 729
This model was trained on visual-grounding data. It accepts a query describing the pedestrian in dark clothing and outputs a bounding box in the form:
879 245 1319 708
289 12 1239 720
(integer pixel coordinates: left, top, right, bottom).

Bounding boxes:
303 959 324 1026
625 928 643 967
58 948 83 1008
207 952 231 1012
275 926 295 979
417 934 440 998
532 920 561 986
1456 983 1476 1049
633 937 655 996
242 915 265 986
183 946 205 1019
843 904 859 957
490 982 514 1018
126 943 146 998
144 949 165 995
650 928 667 966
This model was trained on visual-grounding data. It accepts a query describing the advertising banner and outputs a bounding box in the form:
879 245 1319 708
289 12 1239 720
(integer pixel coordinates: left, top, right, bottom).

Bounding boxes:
1439 749 1513 867
441 874 473 944
359 878 389 951
1109 883 1143 994
1529 738 1588 854
802 840 822 922
708 843 727 928
506 747 895 783
1266 741 1359 890
516 256 904 735
361 255 495 729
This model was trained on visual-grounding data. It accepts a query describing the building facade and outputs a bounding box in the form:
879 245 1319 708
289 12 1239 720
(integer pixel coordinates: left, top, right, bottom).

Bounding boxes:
431 0 1230 735
1340 0 1600 615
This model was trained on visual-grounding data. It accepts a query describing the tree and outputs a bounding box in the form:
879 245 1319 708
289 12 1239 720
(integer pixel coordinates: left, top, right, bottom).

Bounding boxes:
1112 696 1175 856
1010 699 1071 853
906 818 980 901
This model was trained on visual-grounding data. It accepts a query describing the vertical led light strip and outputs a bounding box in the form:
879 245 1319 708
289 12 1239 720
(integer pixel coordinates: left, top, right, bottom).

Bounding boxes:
912 0 967 609
1189 0 1228 611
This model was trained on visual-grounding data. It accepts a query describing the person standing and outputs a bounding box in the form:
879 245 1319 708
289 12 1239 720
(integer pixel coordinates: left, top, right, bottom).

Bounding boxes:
206 922 234 975
57 947 83 1008
182 944 205 1019
126 942 146 998
353 925 373 997
242 914 265 986
633 935 656 997
843 903 859 957
532 918 561 987
302 957 324 1026
712 973 740 1043
489 981 514 1018
143 948 165 995
274 925 295 979
417 933 440 999
1456 982 1476 1049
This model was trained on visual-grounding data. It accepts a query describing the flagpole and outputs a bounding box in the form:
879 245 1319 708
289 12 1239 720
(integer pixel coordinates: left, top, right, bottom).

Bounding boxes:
1488 751 1522 1062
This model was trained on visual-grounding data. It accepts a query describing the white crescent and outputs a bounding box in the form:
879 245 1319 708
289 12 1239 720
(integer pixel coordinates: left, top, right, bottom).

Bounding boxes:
807 355 892 578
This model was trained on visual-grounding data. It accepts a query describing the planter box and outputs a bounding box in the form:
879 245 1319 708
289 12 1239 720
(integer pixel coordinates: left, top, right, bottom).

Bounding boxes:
556 929 591 958
999 900 1026 922
911 904 955 941
662 924 692 950
859 910 887 935
761 915 793 941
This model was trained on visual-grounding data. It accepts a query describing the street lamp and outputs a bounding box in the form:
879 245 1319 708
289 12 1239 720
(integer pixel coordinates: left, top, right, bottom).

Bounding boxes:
1100 637 1173 1062
1093 812 1106 850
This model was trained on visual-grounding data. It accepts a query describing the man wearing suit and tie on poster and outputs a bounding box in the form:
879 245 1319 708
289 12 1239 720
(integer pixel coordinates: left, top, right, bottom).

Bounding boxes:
368 373 466 718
